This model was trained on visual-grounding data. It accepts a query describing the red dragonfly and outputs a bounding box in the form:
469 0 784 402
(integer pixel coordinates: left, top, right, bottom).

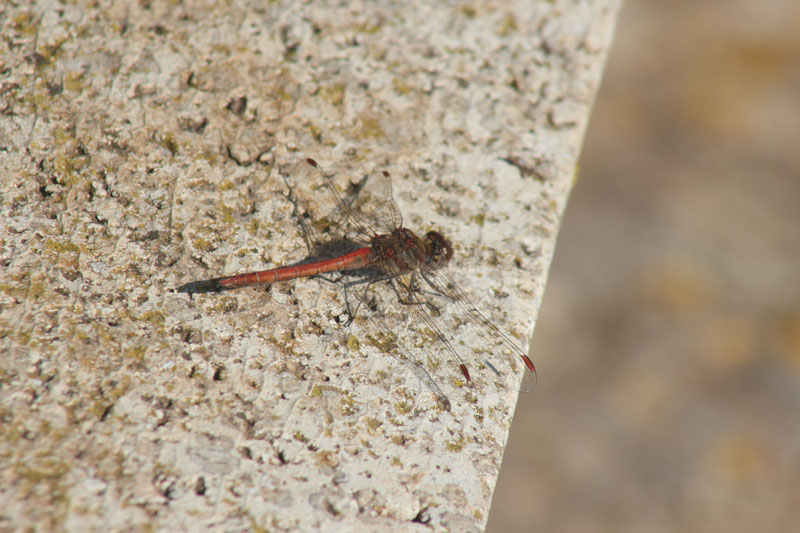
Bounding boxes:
175 158 536 409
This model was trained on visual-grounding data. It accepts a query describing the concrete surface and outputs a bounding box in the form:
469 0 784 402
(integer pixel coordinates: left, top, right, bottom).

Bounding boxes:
0 0 619 530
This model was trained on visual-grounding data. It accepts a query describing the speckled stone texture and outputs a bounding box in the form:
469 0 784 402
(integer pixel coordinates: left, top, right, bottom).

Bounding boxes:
0 1 618 531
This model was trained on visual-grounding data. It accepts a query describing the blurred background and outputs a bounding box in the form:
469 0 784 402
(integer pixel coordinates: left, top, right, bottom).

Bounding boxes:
489 1 800 531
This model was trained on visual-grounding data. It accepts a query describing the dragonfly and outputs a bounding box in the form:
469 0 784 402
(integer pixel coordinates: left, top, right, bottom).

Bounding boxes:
175 158 536 409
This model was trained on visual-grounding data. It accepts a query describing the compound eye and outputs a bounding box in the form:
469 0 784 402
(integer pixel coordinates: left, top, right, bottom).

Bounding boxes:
425 231 454 265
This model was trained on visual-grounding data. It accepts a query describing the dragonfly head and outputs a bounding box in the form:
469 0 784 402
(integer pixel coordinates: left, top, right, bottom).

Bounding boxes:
424 231 453 268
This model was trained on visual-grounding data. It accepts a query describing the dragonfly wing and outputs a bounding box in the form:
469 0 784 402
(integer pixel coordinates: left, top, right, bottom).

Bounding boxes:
419 266 537 393
347 168 403 235
300 159 402 238
358 273 452 410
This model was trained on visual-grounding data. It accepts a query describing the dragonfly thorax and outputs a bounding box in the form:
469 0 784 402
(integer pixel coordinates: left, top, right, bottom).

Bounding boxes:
369 228 450 274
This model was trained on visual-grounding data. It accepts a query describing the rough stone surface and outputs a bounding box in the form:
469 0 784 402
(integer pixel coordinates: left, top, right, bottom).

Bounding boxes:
0 0 619 531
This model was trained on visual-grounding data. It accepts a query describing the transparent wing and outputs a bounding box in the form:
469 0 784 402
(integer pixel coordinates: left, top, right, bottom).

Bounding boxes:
345 167 403 235
416 265 537 393
296 159 402 239
359 283 453 411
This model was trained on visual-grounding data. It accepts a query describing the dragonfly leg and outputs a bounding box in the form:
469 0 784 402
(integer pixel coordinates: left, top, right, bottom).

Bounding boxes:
340 274 396 326
419 270 458 302
390 274 441 314
342 279 376 326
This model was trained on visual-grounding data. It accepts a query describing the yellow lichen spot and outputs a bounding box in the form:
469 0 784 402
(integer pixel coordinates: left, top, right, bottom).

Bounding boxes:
356 114 385 140
0 284 18 298
319 83 346 106
217 201 234 224
214 297 238 314
161 132 179 155
219 180 235 191
248 518 270 533
394 401 412 415
140 310 165 326
55 154 89 176
89 400 113 419
193 237 214 252
446 434 465 452
16 328 31 345
347 335 361 351
355 22 382 35
366 332 398 353
497 14 517 36
201 149 219 166
12 13 38 36
340 395 358 416
459 5 477 18
307 123 323 141
311 216 336 235
317 450 339 467
29 281 46 300
390 456 402 466
45 239 80 255
64 71 85 92
39 36 69 64
124 345 146 360
247 219 260 236
426 354 442 373
392 79 411 95
16 459 70 484
419 327 438 344
53 128 75 146
211 44 231 55
276 85 294 103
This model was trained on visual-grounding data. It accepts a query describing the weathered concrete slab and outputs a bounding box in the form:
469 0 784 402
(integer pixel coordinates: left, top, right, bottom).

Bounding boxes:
0 0 619 530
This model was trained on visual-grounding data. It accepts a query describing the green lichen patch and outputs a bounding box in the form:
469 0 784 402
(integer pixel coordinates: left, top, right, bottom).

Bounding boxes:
355 114 385 140
365 331 398 353
160 132 179 156
445 433 466 452
192 237 215 252
140 310 166 326
319 82 346 106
